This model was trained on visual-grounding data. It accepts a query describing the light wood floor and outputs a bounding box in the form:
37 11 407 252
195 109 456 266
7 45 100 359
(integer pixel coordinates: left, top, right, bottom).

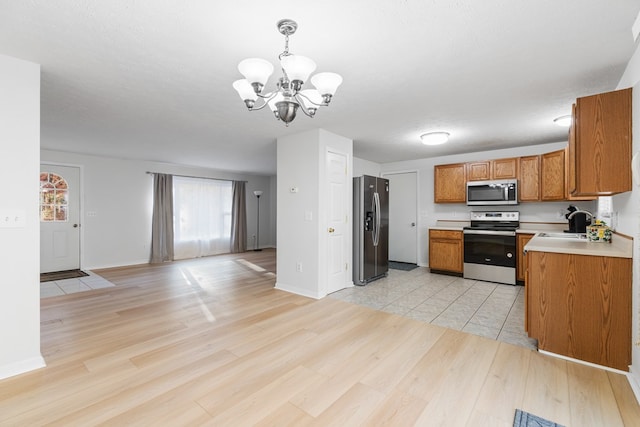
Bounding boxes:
4 249 640 426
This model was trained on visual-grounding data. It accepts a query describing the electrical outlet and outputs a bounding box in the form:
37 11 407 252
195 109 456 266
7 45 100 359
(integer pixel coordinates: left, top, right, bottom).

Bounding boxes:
296 262 303 272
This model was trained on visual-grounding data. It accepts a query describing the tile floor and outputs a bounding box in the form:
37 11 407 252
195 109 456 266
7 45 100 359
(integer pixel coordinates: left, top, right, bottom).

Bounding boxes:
40 271 115 298
330 266 537 350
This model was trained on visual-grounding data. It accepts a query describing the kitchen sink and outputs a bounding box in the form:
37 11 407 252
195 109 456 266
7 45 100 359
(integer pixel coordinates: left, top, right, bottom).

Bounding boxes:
537 232 587 240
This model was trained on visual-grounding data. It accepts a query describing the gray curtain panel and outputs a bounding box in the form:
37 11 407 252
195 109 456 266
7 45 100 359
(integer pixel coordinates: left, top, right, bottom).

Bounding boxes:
230 181 247 253
150 173 174 263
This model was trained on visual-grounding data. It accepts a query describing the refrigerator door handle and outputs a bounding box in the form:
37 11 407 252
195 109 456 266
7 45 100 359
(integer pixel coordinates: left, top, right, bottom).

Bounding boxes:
373 192 381 246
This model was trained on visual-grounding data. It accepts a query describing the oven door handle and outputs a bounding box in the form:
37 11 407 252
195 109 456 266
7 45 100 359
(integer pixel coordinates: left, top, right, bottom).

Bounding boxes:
463 229 516 236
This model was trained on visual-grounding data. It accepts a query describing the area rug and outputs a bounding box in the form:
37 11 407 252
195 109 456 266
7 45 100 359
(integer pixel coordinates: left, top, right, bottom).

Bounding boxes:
40 269 89 283
513 409 564 427
388 261 419 271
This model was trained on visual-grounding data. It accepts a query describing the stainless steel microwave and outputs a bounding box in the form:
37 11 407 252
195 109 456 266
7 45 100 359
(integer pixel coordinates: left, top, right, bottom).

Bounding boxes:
466 179 518 206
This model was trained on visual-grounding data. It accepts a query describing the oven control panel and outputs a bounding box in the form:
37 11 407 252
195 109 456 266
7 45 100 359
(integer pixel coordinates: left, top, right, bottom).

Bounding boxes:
470 211 519 221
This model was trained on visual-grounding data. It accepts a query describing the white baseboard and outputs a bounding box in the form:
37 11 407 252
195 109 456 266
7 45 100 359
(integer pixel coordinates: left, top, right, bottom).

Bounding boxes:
538 350 628 375
628 365 640 405
274 281 324 299
0 355 46 380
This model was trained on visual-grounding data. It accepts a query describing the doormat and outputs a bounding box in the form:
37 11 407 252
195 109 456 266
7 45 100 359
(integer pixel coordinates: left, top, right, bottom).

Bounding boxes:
40 269 89 283
388 261 419 271
513 409 564 427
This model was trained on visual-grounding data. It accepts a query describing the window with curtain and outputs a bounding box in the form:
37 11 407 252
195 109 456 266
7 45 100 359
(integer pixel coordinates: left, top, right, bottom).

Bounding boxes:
173 176 233 260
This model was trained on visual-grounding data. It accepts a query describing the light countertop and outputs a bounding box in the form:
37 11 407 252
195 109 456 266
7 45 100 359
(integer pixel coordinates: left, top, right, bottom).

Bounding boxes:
524 232 632 259
432 220 468 230
429 226 464 231
430 221 568 234
516 222 566 234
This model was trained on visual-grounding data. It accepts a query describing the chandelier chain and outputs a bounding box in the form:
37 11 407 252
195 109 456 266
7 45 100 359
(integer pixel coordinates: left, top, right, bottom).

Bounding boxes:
279 33 291 59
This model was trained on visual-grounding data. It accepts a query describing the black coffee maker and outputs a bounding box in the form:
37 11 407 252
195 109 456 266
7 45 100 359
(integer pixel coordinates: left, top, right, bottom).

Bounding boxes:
565 205 591 233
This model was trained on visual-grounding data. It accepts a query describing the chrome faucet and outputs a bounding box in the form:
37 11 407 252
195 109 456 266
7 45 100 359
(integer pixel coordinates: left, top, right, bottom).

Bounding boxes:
567 209 594 220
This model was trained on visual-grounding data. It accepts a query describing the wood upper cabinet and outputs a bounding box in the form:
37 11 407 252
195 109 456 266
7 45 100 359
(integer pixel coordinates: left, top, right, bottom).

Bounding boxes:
492 157 518 179
540 150 565 201
434 163 466 203
428 229 463 273
565 148 596 201
526 250 631 371
516 233 534 282
518 156 540 201
466 161 491 181
466 158 518 181
570 87 632 196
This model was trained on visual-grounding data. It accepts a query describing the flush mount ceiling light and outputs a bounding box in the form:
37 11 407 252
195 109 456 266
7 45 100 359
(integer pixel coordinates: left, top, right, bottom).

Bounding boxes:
420 132 450 145
553 115 572 127
232 19 343 126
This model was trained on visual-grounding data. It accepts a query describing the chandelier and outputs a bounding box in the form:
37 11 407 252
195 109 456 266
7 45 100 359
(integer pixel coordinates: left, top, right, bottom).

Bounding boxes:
232 19 343 125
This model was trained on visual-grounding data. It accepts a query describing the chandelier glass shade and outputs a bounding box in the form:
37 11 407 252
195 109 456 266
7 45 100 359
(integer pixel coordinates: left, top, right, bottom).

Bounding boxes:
232 19 343 125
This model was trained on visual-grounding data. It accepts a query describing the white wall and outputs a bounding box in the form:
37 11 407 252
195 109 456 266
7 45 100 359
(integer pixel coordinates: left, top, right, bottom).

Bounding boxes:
615 43 640 397
40 150 275 269
379 141 596 267
276 129 353 298
0 54 45 379
354 157 382 177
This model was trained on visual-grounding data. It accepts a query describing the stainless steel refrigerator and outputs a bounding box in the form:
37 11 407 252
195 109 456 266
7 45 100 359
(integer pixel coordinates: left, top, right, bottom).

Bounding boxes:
353 175 389 285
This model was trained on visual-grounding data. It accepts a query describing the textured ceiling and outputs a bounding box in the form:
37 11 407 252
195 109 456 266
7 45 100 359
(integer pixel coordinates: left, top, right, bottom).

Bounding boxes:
0 0 639 175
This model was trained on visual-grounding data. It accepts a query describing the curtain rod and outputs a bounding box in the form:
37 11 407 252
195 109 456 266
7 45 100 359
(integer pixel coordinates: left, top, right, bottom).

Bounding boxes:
145 171 247 183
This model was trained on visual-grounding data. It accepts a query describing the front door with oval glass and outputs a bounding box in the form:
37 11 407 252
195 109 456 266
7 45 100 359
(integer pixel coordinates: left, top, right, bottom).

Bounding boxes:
40 165 81 273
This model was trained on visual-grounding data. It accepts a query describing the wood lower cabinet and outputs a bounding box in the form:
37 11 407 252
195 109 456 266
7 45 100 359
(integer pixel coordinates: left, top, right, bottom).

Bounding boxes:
516 233 534 282
526 250 631 371
428 229 463 273
434 163 466 203
540 150 565 201
518 156 540 201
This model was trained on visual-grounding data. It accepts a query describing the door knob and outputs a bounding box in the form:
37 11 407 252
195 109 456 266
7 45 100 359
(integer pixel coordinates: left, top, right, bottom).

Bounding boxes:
328 227 335 233
411 222 416 227
73 224 79 228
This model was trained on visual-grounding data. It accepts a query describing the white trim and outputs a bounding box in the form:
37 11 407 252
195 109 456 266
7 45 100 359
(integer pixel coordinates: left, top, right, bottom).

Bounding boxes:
275 281 324 299
538 349 629 375
0 355 46 380
382 169 420 265
324 146 352 296
628 365 640 405
40 161 84 270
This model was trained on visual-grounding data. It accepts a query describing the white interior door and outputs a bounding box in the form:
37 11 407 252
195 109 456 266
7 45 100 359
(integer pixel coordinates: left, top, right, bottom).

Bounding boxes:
385 172 417 264
326 150 348 294
40 164 81 273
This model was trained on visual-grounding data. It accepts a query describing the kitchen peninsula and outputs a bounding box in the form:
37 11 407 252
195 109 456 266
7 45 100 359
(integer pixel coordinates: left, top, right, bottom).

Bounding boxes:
524 233 633 371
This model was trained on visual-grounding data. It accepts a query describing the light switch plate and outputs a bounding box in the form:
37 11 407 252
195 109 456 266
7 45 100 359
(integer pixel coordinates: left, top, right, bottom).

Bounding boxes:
0 209 26 228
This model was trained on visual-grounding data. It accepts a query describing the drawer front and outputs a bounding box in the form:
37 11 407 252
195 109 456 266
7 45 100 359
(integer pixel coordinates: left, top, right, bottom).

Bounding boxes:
429 229 462 240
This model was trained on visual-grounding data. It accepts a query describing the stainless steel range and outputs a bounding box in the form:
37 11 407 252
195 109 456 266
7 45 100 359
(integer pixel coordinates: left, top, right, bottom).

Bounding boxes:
463 211 519 285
